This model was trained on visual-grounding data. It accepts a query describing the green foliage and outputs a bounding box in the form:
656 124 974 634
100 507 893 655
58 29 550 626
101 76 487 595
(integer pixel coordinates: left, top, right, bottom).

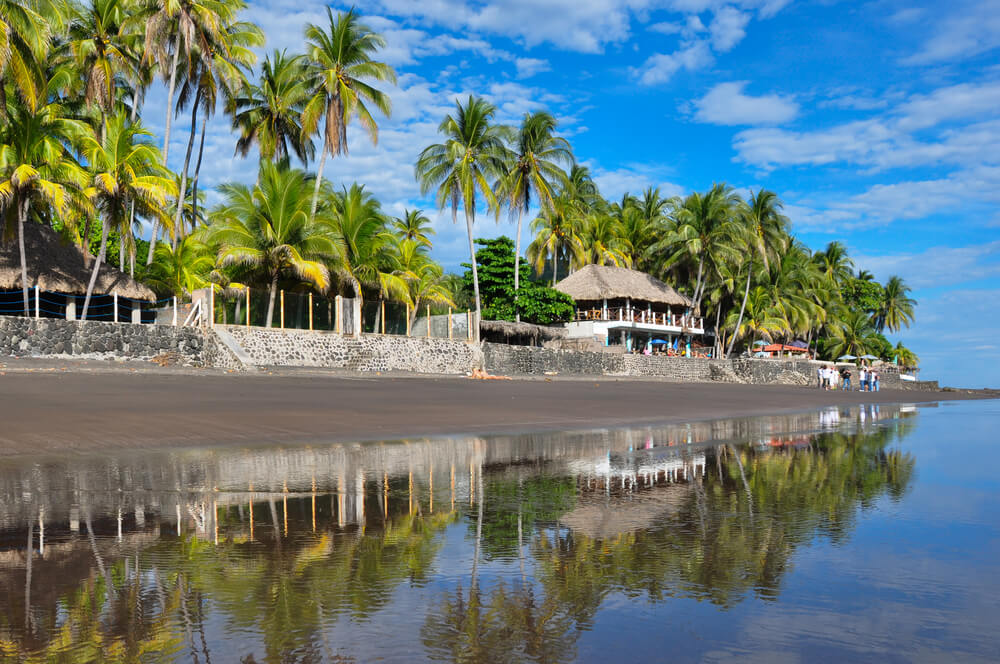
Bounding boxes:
461 236 575 324
841 277 884 314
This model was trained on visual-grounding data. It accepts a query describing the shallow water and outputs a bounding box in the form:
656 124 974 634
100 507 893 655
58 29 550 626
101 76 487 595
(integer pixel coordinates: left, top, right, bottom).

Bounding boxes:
1 400 998 663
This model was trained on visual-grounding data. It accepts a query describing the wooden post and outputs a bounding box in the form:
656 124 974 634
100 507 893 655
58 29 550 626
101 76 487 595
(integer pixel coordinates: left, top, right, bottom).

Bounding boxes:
335 295 342 334
280 290 285 329
308 293 314 331
34 286 39 319
426 305 431 338
380 300 385 334
113 291 118 323
172 296 178 326
448 308 453 340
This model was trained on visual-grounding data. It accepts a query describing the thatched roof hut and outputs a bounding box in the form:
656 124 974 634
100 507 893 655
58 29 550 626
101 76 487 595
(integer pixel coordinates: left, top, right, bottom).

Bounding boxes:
0 223 155 301
554 265 693 308
480 319 567 345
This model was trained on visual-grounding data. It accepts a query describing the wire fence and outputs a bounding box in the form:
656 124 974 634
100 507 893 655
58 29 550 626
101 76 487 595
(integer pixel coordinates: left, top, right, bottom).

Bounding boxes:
211 287 474 340
0 287 170 323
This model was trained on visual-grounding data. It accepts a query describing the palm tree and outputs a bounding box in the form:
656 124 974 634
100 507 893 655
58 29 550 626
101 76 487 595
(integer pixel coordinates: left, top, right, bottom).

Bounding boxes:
0 0 58 113
527 195 586 285
233 49 314 164
145 235 213 296
415 96 508 340
393 237 454 333
392 208 435 248
625 187 670 271
205 160 334 327
893 341 918 368
303 7 395 219
64 0 135 116
650 184 740 314
813 241 855 287
724 285 790 350
0 93 88 314
325 182 408 310
497 111 572 321
726 189 789 357
561 164 601 211
579 212 628 267
874 275 915 333
828 309 877 359
80 114 174 319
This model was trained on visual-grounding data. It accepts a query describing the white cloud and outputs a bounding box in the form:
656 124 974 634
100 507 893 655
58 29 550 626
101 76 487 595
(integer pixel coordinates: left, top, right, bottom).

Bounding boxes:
634 40 714 85
854 241 1000 290
693 81 799 125
514 57 551 79
589 162 685 203
896 81 1000 131
709 6 750 52
901 0 1000 65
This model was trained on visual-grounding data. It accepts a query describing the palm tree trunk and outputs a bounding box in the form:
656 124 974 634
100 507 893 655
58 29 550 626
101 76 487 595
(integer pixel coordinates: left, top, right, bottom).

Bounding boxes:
514 206 523 323
148 31 182 265
408 295 421 336
265 274 279 328
310 149 328 219
17 198 30 316
726 259 753 358
550 248 558 287
82 218 111 320
713 304 722 358
464 207 481 343
692 255 705 311
190 110 207 225
172 91 200 249
124 81 142 274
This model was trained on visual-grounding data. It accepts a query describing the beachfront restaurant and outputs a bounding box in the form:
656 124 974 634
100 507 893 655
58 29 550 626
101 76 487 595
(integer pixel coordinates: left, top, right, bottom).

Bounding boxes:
554 264 707 355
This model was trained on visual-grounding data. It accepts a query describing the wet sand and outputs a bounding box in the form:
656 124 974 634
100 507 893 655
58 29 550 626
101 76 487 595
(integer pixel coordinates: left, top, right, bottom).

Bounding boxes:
0 359 990 457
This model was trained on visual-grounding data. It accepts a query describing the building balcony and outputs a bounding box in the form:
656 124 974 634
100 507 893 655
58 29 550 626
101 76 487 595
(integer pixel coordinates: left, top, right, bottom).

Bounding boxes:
572 307 705 333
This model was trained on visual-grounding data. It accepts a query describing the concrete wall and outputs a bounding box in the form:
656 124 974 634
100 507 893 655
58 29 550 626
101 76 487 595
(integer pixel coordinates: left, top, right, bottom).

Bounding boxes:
222 325 481 374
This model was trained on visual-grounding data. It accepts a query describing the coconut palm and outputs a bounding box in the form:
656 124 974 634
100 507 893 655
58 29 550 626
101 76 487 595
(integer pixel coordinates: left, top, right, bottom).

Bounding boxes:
724 285 790 349
63 0 135 116
527 195 586 285
145 234 213 296
579 212 628 267
726 189 789 357
828 309 878 359
415 96 509 340
0 93 88 314
625 186 670 271
650 184 740 314
80 114 174 319
0 0 58 112
325 182 408 310
561 164 601 211
497 111 572 321
205 160 334 327
893 341 918 368
233 49 314 164
813 241 855 287
874 275 915 333
393 237 455 332
303 7 395 218
392 208 435 248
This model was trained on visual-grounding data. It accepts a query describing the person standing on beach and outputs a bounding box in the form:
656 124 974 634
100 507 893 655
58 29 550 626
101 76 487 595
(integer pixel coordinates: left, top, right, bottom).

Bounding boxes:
817 365 823 389
859 366 867 392
841 366 852 391
873 370 880 392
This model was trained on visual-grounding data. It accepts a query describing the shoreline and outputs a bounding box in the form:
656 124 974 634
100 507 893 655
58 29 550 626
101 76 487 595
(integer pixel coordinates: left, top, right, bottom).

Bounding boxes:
1 358 993 458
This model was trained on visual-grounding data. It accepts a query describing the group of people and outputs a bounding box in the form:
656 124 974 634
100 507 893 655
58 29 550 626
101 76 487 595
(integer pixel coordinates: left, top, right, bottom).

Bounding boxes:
818 364 880 391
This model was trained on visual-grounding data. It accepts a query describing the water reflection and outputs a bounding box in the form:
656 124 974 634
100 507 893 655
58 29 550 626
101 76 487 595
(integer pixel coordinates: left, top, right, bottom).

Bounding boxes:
0 404 920 662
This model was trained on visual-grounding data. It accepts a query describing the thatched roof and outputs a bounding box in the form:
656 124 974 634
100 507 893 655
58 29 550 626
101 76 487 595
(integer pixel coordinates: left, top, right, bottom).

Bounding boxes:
480 319 567 342
554 265 693 308
0 222 155 301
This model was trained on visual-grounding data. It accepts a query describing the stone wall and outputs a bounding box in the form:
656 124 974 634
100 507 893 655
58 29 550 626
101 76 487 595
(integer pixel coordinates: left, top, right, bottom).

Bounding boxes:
0 315 213 364
222 325 480 374
483 343 623 376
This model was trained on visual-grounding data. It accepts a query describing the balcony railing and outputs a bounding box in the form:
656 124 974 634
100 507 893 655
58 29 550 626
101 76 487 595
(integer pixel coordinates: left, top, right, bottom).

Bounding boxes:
573 307 704 329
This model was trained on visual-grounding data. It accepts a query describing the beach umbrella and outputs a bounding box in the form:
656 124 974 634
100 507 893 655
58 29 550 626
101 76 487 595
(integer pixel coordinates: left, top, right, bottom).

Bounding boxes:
651 339 669 345
838 354 857 360
753 351 769 358
753 340 767 346
861 354 879 360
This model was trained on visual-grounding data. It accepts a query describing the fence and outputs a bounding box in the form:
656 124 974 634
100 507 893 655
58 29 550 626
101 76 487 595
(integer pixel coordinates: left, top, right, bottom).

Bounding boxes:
209 287 475 340
0 287 168 323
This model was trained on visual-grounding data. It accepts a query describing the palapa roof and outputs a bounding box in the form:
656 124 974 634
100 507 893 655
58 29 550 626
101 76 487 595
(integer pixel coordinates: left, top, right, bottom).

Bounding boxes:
0 222 156 301
554 264 693 308
480 319 567 342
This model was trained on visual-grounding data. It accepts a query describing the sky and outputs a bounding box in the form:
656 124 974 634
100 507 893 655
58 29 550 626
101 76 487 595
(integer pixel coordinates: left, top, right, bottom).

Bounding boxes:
140 0 1000 388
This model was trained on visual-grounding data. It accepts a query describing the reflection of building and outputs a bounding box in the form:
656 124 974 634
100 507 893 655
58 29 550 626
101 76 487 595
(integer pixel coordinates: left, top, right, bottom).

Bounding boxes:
554 265 707 352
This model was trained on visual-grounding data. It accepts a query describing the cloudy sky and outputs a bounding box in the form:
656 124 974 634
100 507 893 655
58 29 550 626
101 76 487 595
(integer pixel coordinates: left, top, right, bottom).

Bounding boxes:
143 0 1000 388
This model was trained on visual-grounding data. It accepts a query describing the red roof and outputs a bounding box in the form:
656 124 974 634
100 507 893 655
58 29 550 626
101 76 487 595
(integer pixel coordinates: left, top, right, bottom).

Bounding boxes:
762 344 809 353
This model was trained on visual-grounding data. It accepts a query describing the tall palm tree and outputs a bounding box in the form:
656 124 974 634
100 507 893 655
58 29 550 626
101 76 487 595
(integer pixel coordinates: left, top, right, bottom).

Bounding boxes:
80 114 174 319
527 195 586 285
724 285 790 350
0 92 88 314
392 237 454 333
145 234 213 296
415 96 508 340
650 183 740 314
205 160 334 327
625 186 670 271
233 49 314 164
325 182 407 310
813 241 855 287
561 164 601 212
497 111 572 321
828 309 877 359
580 212 628 267
874 275 915 332
726 189 789 357
392 208 435 248
303 7 395 219
64 0 135 116
0 0 58 113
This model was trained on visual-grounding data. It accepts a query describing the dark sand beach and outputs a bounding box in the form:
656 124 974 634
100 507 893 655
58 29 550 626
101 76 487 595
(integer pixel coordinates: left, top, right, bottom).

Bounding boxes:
0 358 991 457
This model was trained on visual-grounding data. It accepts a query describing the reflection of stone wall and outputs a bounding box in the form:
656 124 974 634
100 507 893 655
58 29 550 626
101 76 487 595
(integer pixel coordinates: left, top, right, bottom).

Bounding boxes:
223 325 481 374
0 315 210 364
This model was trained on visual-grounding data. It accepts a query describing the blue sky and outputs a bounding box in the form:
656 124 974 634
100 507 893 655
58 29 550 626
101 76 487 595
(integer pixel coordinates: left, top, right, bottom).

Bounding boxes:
142 0 1000 388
